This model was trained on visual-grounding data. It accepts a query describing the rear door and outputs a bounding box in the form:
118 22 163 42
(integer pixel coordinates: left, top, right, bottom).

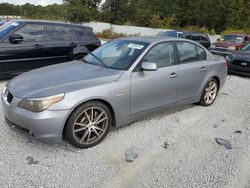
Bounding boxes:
131 42 178 114
175 41 208 103
0 23 46 75
45 24 79 64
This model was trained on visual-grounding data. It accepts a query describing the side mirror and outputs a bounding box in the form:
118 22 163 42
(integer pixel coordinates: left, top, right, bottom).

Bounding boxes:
9 34 23 44
141 62 158 71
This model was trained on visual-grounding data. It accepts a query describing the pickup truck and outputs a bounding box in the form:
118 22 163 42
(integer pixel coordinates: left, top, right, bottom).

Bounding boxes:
210 34 250 56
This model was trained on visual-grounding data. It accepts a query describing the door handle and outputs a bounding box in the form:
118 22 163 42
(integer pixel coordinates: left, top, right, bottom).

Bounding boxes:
170 72 177 78
34 44 43 49
200 67 206 71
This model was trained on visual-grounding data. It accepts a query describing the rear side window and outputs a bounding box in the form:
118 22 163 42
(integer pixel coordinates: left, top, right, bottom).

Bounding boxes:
48 25 76 41
200 35 209 42
197 46 206 60
74 27 96 41
191 35 200 41
176 42 206 63
142 42 175 68
14 23 45 42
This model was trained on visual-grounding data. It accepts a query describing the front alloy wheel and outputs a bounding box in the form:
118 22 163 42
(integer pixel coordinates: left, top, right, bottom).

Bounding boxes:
65 101 111 148
200 79 218 106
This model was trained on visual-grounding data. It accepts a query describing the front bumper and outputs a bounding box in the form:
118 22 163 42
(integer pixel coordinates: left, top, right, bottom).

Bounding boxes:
1 94 70 144
210 49 232 57
228 63 250 77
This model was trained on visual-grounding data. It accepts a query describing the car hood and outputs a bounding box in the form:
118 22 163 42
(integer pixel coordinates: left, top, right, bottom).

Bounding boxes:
231 51 250 61
213 41 239 47
7 61 124 98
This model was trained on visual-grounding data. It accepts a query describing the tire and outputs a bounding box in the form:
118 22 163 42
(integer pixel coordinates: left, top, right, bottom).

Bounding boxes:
200 78 219 106
64 101 112 148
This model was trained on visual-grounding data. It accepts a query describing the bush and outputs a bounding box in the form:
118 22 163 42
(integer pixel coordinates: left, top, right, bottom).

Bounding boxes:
96 27 139 40
221 28 250 35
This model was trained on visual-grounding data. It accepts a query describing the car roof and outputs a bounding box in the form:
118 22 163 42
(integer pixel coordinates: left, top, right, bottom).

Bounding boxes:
12 19 92 29
161 30 208 36
117 36 188 43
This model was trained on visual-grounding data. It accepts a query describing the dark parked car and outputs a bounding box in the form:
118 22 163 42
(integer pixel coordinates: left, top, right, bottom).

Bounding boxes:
0 20 6 26
226 44 250 76
210 34 250 56
0 20 101 79
158 30 211 49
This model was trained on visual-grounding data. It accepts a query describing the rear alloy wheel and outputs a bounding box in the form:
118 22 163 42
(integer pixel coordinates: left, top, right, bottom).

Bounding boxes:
65 101 111 148
200 79 218 106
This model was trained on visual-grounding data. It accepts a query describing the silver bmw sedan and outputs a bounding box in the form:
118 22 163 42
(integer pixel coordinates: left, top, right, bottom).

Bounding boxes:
1 37 227 148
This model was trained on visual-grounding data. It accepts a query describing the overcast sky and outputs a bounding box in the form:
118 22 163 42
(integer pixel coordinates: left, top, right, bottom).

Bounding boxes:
0 0 63 6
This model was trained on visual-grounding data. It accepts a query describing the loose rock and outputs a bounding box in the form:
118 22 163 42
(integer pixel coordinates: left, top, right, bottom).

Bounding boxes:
162 142 169 149
234 130 242 134
215 138 233 150
26 156 39 165
125 148 138 162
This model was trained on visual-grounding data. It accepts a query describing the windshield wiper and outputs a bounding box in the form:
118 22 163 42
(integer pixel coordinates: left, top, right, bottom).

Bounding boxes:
88 52 108 68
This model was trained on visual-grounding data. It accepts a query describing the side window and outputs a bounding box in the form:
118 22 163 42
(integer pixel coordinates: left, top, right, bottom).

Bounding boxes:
142 42 175 68
176 42 200 63
185 35 192 40
48 25 76 41
197 46 206 60
14 24 45 42
73 27 86 41
200 35 209 42
192 35 200 41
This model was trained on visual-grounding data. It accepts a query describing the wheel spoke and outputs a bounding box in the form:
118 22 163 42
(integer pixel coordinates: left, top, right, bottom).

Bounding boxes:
84 110 91 123
86 130 91 143
92 128 101 138
74 122 87 127
94 111 104 123
91 107 94 121
93 126 105 132
80 130 89 143
94 117 107 124
74 126 88 133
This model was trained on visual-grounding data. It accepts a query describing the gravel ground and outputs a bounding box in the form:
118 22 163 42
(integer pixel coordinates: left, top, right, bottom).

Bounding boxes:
0 75 250 188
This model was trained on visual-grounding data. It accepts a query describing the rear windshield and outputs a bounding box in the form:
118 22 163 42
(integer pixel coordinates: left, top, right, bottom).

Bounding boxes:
223 35 244 43
0 21 20 40
158 31 183 38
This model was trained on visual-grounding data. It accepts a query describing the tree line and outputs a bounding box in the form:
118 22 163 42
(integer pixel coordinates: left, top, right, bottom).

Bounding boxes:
0 0 249 33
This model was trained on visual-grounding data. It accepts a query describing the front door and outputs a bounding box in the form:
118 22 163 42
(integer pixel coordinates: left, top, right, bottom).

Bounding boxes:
0 23 46 76
131 42 178 114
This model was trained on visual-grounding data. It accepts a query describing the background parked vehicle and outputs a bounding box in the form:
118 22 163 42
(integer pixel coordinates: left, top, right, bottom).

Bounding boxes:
2 37 227 148
0 20 101 79
226 44 250 76
0 20 6 26
210 34 250 56
158 30 211 49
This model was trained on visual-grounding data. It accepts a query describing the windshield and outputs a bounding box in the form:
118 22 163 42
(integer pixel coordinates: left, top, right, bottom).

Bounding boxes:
223 35 244 43
158 31 183 38
242 44 250 51
83 40 149 70
0 21 20 40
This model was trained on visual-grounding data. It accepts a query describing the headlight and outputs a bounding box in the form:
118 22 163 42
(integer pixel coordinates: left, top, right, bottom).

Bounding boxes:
210 45 216 49
18 93 64 112
228 46 236 51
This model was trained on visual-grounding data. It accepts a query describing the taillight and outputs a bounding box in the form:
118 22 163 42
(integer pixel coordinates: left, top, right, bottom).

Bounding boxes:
224 58 228 69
